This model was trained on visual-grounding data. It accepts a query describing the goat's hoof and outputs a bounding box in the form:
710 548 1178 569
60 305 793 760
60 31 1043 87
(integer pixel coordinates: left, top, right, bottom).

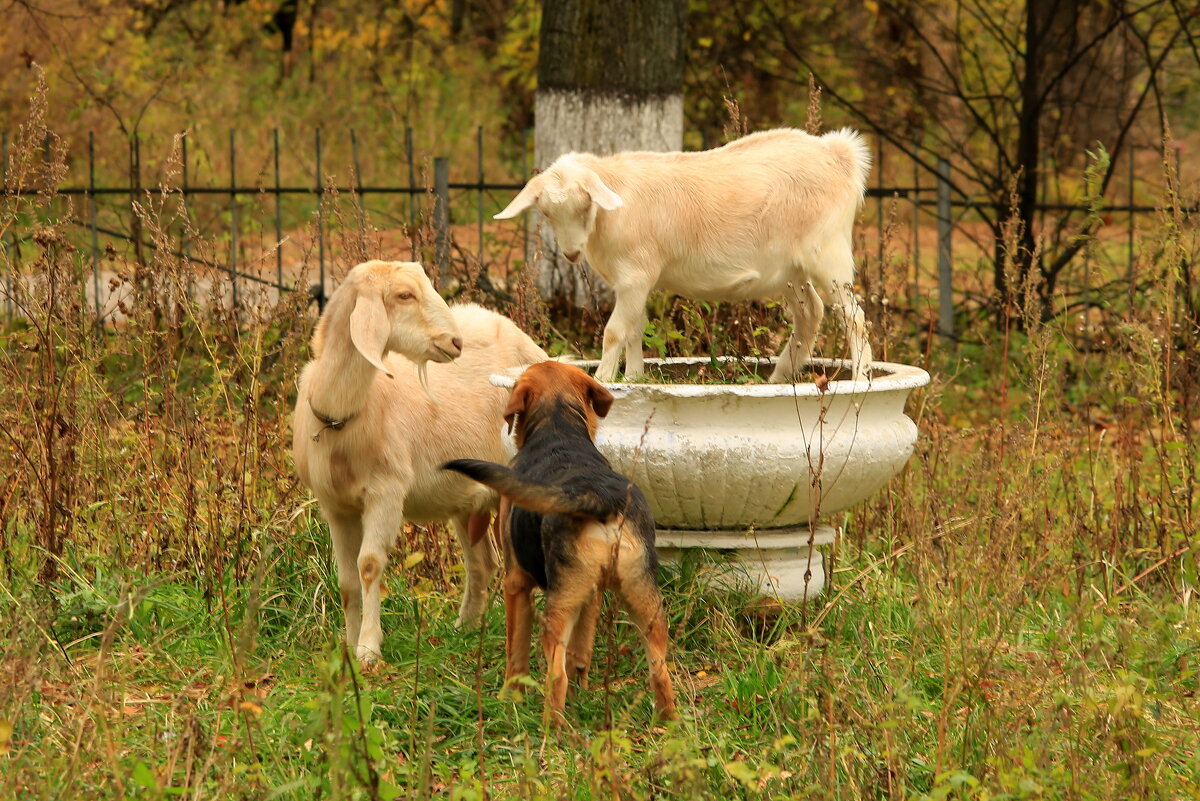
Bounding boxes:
358 658 386 675
355 645 384 669
454 610 484 629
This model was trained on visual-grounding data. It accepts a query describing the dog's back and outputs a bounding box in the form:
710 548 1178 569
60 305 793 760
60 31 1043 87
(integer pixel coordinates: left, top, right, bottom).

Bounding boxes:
470 388 657 590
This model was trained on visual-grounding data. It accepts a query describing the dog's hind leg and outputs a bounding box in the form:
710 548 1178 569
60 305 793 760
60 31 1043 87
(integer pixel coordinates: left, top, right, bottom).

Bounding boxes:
622 580 678 721
499 501 538 688
541 578 598 723
503 563 537 685
567 589 602 690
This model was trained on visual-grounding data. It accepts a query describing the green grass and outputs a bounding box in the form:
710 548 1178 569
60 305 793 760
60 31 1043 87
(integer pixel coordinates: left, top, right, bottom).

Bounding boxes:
3 444 1199 800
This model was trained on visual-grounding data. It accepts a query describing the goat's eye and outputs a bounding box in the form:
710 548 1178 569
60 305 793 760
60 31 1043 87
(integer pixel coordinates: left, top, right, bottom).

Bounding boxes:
397 291 414 301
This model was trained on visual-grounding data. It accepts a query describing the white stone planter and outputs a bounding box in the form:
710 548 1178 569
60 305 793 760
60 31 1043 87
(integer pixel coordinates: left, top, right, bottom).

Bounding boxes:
493 357 929 601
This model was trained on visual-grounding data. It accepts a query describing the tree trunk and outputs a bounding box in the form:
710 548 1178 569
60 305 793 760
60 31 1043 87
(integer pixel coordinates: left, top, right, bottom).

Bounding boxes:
1002 0 1091 322
532 0 687 310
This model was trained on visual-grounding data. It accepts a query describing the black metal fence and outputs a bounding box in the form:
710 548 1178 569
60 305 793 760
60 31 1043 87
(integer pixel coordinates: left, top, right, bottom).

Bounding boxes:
1 126 535 315
0 126 1186 333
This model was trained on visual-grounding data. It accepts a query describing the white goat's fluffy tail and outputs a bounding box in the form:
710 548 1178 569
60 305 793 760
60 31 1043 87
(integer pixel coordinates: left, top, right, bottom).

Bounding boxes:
822 128 872 204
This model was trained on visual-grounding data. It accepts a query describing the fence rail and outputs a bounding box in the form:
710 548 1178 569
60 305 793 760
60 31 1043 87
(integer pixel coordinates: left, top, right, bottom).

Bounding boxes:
2 127 1187 335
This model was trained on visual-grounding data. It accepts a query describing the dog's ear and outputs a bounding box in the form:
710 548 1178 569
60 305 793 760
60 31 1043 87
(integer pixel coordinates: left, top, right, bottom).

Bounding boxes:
585 375 614 419
502 383 532 434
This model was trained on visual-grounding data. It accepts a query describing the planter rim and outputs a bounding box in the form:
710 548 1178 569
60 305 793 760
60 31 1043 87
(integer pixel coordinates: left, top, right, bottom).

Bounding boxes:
490 356 930 399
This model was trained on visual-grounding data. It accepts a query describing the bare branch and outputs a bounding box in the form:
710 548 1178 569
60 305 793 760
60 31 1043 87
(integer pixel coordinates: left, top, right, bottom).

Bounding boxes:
1041 21 1184 281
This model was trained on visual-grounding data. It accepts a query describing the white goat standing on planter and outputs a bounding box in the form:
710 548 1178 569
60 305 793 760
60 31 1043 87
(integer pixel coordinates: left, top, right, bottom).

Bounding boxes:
293 260 547 664
496 128 875 383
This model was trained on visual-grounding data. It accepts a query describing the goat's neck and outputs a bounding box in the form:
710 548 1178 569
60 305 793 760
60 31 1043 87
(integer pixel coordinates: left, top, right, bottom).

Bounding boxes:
306 333 382 422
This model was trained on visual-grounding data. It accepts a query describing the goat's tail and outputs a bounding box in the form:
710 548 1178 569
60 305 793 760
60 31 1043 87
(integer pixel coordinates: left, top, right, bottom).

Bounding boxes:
822 128 872 204
442 459 608 518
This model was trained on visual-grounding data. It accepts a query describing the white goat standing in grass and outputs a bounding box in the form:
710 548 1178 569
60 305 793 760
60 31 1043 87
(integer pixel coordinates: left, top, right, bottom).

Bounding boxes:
497 128 875 383
293 260 548 664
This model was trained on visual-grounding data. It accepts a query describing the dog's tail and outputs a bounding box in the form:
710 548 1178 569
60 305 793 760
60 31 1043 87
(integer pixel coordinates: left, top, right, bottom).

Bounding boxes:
442 459 609 518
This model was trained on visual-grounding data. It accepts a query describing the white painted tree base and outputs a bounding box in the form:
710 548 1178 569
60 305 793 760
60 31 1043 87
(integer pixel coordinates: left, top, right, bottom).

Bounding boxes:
532 88 682 305
656 524 838 602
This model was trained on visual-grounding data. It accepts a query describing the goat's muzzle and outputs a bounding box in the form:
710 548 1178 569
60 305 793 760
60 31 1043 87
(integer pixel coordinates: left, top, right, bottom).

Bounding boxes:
430 335 463 363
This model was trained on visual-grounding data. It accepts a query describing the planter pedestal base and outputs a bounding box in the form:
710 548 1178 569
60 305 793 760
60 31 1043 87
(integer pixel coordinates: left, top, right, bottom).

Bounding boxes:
656 524 838 602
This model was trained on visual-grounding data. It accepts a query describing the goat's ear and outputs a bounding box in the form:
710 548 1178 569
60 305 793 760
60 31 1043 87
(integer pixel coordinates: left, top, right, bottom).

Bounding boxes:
585 376 614 418
502 384 531 433
495 177 541 219
349 291 395 378
584 172 623 212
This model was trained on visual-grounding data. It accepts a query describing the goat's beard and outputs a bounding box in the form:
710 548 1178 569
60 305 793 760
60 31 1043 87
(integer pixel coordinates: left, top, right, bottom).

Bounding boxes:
415 359 438 404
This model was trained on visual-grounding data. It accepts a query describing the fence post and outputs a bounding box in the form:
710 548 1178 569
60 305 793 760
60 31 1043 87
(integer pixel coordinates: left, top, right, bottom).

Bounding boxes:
477 125 484 268
350 128 368 261
130 136 145 268
274 128 283 291
936 157 954 338
350 128 365 214
89 132 101 318
911 135 921 305
434 156 450 283
229 129 239 310
522 127 531 267
1127 145 1135 309
876 132 884 267
3 132 11 321
406 127 417 259
315 127 325 310
181 132 190 268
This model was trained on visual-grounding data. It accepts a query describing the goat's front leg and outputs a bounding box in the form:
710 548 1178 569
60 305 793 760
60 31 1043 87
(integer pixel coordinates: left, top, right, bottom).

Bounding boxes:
355 500 403 664
770 280 825 383
597 283 651 382
327 510 365 651
451 512 499 626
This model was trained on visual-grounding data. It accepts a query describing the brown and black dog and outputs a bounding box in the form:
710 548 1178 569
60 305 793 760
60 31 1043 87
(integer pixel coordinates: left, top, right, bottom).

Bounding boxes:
443 361 676 722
